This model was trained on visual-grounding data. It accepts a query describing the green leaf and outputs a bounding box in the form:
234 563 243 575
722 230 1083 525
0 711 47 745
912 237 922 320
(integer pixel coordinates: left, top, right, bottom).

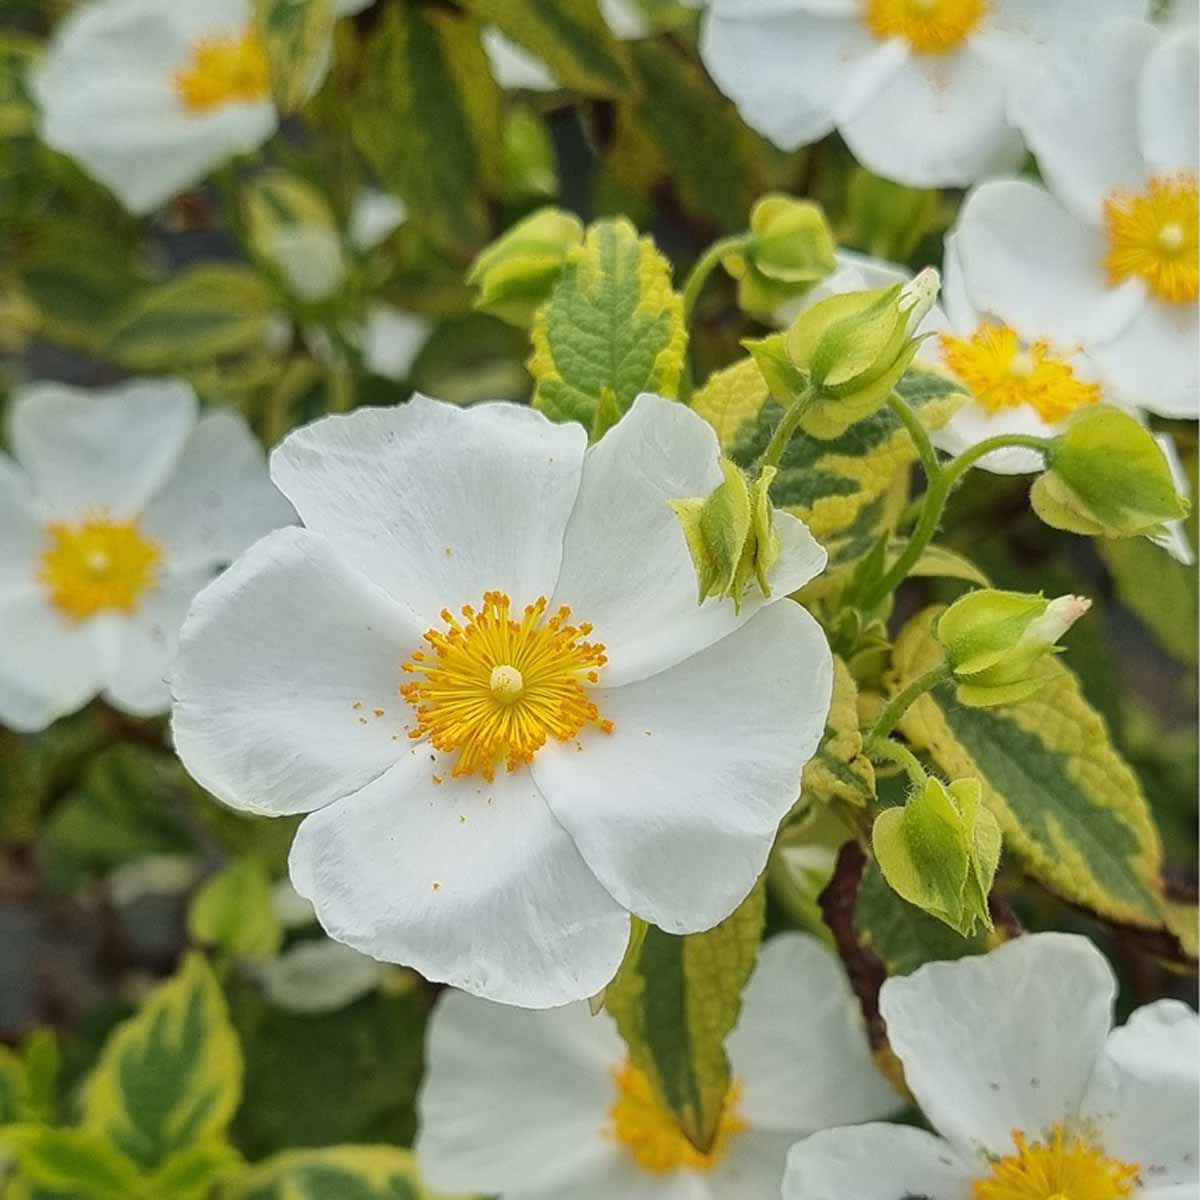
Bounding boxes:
800 656 876 811
692 358 965 572
529 217 686 430
144 1139 242 1200
1098 535 1198 666
0 1047 26 1125
188 860 284 963
468 0 633 96
2 1128 139 1200
256 0 336 113
352 3 502 253
606 885 764 1152
893 607 1169 929
225 1145 446 1200
79 953 242 1171
104 265 274 370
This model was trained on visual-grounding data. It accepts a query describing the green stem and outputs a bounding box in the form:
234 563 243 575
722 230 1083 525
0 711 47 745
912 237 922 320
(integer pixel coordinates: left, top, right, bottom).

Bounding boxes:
871 738 928 789
759 383 819 473
681 235 747 324
865 662 952 748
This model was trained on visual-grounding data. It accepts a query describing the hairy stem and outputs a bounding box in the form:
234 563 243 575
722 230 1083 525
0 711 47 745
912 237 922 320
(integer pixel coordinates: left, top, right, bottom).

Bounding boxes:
866 662 952 748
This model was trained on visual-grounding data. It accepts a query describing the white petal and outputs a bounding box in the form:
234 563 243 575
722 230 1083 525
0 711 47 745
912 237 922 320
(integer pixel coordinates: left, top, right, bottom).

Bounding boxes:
170 527 424 816
1162 0 1199 30
1008 20 1157 225
879 932 1116 1160
700 11 871 151
141 409 294 572
0 456 40 593
601 0 649 39
336 0 376 15
0 589 104 732
348 189 408 251
783 1125 974 1200
1140 30 1199 173
504 1153 712 1200
358 305 431 381
288 759 631 1007
481 26 559 91
727 933 899 1133
841 49 1024 188
931 398 1059 475
10 379 196 520
257 939 386 1014
1080 1000 1199 1187
953 179 1144 346
102 565 215 718
706 1130 796 1200
416 990 622 1194
554 394 826 687
532 601 832 933
270 396 587 627
1150 434 1196 565
1090 300 1199 418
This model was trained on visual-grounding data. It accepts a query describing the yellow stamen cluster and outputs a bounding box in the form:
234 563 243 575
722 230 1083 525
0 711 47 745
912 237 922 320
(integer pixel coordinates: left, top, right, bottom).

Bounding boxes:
174 27 270 113
38 516 162 621
939 324 1101 423
400 591 611 780
866 0 987 53
609 1062 745 1174
975 1126 1139 1200
1103 173 1199 304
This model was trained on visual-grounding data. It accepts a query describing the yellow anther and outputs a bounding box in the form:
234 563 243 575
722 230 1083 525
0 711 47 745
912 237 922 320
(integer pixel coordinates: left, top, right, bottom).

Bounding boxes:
1104 173 1198 303
974 1126 1139 1200
866 0 987 53
174 26 270 114
38 516 162 621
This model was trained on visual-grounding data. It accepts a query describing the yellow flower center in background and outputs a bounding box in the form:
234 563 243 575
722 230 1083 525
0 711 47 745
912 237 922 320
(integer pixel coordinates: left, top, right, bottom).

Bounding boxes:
38 517 162 621
1103 173 1198 304
400 591 611 781
174 27 270 113
866 0 987 53
974 1126 1139 1200
939 324 1101 423
609 1062 745 1174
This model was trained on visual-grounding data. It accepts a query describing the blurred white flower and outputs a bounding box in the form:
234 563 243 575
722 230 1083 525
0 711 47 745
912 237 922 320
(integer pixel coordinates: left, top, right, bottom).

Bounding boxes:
417 933 899 1198
699 0 1144 187
32 0 277 215
955 19 1198 419
348 188 409 253
785 933 1199 1200
357 306 432 381
335 0 376 14
170 394 832 1007
257 938 388 1014
0 380 292 731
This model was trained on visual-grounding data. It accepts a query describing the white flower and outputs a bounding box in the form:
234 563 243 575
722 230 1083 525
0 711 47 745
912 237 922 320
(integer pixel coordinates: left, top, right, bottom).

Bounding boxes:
257 939 389 1014
416 933 900 1198
784 932 1199 1200
170 394 832 1007
954 19 1198 419
32 0 277 216
0 379 292 732
699 0 1144 187
348 188 409 253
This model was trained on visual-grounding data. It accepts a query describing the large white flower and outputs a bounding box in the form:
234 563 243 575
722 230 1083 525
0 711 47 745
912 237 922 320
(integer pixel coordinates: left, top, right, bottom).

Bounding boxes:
0 379 292 732
699 0 1145 187
416 932 900 1199
32 0 277 215
170 394 832 1007
954 18 1198 419
785 932 1199 1200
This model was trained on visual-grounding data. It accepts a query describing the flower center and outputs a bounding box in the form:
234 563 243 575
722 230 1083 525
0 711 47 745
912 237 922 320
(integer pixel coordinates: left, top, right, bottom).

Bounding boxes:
938 323 1101 423
174 27 270 114
400 591 612 781
865 0 987 52
609 1061 745 1174
1103 173 1198 304
38 516 162 621
974 1126 1139 1200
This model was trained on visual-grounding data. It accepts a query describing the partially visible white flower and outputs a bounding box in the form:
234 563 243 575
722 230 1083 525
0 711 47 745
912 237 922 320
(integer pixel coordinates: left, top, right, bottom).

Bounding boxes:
600 0 650 40
482 26 561 91
170 394 832 1007
417 933 899 1198
785 933 1199 1200
1149 433 1197 565
956 19 1198 419
272 877 318 930
107 855 203 908
268 224 347 303
335 0 375 14
32 0 277 215
358 306 432 381
699 0 1144 187
257 939 388 1014
0 379 293 731
348 188 409 253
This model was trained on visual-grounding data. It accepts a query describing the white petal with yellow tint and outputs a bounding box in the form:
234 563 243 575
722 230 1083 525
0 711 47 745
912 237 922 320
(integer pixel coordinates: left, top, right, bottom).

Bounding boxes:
288 758 630 1007
171 526 425 816
0 456 40 592
532 601 831 933
1090 299 1199 418
1139 29 1199 174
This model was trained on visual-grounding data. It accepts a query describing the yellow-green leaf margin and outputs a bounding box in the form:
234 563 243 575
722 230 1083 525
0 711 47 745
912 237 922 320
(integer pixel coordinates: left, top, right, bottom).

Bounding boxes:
893 607 1168 929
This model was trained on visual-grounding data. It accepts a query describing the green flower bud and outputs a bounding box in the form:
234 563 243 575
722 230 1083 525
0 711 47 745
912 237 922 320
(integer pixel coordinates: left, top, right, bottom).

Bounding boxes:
782 268 939 438
936 589 1091 708
872 776 1001 937
502 106 560 203
670 460 781 612
467 207 583 328
1031 407 1190 544
723 194 836 321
